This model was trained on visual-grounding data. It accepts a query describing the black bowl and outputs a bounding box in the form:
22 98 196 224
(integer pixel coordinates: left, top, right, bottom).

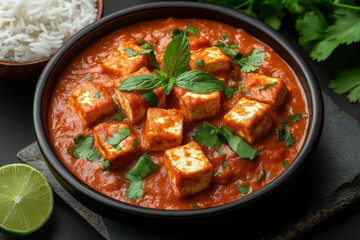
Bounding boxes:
33 1 323 219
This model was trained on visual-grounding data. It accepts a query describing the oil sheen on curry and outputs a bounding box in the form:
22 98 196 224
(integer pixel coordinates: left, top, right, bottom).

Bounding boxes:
49 18 308 210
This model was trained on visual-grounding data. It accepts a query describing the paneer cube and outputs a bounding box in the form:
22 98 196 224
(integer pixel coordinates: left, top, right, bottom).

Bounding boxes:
223 98 273 143
114 67 166 123
70 82 114 126
144 108 184 151
94 123 139 169
173 85 221 123
164 141 213 198
243 73 288 109
188 36 210 50
189 46 231 75
103 41 149 77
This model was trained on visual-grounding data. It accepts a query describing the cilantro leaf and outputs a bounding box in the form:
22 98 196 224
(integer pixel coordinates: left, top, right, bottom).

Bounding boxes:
186 24 200 35
68 135 102 162
235 49 265 72
137 38 155 50
105 128 131 149
288 113 305 122
192 121 226 150
125 180 144 201
237 185 250 195
124 49 137 57
276 119 295 147
124 153 158 201
100 159 111 171
282 161 289 168
257 170 266 182
329 69 360 103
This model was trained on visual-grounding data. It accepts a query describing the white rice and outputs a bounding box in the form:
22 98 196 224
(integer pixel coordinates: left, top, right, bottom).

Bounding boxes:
0 0 97 62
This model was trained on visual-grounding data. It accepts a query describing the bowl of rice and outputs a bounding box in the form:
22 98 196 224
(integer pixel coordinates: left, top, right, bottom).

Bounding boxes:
0 0 103 81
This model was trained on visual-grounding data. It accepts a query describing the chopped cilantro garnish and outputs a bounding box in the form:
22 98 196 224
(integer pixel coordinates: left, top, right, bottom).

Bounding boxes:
111 97 125 121
186 24 200 35
288 113 305 122
192 204 199 209
192 121 226 150
192 122 258 160
118 179 123 183
105 128 131 150
239 82 251 95
258 170 266 182
100 158 111 171
229 43 238 48
214 171 221 176
137 38 155 50
85 74 91 81
67 135 101 162
222 161 227 169
124 49 137 57
276 119 295 147
220 32 230 42
237 185 250 195
124 152 158 201
255 82 277 91
219 151 225 156
196 59 204 67
94 92 100 99
215 41 265 73
282 161 289 168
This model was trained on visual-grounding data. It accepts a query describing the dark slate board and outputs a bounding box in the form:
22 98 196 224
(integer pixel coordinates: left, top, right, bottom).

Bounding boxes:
17 93 360 240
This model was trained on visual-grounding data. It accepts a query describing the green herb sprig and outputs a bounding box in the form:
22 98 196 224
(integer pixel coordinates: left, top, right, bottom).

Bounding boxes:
119 32 237 99
124 152 158 201
192 122 259 160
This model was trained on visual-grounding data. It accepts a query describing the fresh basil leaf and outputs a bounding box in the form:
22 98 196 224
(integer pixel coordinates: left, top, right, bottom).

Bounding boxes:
138 50 160 68
221 126 259 160
229 43 238 48
169 28 185 38
142 91 158 107
118 74 161 91
186 24 200 35
237 185 250 194
154 69 168 81
163 76 176 95
163 32 191 78
124 49 137 57
175 70 228 93
224 86 238 99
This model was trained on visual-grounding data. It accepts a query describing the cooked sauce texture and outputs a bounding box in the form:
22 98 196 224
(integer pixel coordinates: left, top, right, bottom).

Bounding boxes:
48 18 308 210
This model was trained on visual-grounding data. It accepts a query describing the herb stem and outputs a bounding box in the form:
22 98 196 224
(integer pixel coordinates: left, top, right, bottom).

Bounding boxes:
331 2 360 11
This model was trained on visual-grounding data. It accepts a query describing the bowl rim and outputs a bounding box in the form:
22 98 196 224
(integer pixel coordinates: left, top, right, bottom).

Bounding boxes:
0 0 104 66
33 1 324 218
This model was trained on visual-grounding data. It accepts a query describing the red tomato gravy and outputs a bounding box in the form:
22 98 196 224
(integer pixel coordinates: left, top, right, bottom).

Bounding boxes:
48 18 308 210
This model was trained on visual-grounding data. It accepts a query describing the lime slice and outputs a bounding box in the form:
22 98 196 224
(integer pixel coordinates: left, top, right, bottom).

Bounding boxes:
0 163 54 237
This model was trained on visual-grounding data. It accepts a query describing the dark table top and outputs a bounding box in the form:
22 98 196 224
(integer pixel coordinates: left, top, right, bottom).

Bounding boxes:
1 0 360 239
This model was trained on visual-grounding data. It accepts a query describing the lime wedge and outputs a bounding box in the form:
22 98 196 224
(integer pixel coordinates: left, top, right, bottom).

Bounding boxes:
0 163 54 237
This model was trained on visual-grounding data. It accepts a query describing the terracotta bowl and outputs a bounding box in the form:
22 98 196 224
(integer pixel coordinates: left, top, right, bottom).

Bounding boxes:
33 1 324 221
0 0 103 81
